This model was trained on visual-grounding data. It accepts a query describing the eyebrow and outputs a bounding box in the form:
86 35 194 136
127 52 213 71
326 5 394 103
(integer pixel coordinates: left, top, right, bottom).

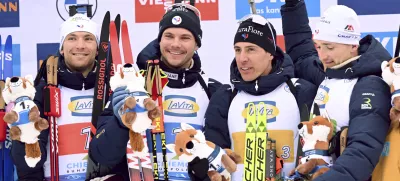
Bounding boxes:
234 45 257 49
164 32 193 37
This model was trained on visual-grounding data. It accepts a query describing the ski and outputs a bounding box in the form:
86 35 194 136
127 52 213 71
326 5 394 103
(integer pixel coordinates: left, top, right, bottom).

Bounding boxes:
119 20 154 181
255 102 267 181
146 59 169 181
43 56 61 181
243 102 268 181
91 11 111 136
243 102 257 181
2 35 14 181
0 80 5 181
0 34 3 181
104 14 120 105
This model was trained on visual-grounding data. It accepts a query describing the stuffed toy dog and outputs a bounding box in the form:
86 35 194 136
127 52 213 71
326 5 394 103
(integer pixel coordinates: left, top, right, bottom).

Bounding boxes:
382 57 400 126
167 122 241 181
110 63 161 152
2 75 49 167
289 116 334 180
370 58 400 180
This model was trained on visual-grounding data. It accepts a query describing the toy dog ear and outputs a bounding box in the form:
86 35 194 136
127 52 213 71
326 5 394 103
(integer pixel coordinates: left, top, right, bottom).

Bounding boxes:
166 144 176 154
181 122 195 131
5 77 10 85
25 75 34 84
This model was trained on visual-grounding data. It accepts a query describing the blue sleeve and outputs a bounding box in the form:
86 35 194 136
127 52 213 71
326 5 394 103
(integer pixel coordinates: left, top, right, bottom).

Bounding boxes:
281 1 325 86
204 84 233 149
207 78 223 97
89 94 130 166
315 76 391 181
293 78 317 112
11 80 48 180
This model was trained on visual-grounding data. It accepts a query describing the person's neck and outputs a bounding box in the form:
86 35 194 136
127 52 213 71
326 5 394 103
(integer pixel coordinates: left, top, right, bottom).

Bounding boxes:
330 55 361 70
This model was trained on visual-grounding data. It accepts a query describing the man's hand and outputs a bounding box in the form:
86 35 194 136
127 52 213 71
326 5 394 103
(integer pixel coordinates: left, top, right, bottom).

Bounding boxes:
111 86 129 123
188 157 210 181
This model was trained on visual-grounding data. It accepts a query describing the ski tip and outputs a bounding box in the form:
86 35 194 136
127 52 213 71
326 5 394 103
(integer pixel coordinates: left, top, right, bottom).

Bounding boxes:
6 35 12 41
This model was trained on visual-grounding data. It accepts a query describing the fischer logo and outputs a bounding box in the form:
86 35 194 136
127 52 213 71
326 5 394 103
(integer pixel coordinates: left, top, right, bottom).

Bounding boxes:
135 0 219 23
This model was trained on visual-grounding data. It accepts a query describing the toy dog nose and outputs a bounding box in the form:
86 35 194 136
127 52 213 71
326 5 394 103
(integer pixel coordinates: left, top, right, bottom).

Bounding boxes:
298 123 303 129
10 77 19 83
186 141 194 149
124 63 133 68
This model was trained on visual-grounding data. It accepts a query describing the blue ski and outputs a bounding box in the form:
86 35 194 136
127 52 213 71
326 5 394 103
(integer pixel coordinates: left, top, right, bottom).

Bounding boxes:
3 34 14 181
0 34 3 181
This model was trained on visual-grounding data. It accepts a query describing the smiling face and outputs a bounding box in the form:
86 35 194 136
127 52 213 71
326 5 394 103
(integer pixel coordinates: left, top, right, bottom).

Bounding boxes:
234 42 274 81
159 27 198 69
314 39 358 70
60 31 97 73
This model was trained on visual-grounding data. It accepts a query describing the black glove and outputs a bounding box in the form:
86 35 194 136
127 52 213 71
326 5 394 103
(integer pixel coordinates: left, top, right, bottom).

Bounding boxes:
188 157 210 181
285 0 301 7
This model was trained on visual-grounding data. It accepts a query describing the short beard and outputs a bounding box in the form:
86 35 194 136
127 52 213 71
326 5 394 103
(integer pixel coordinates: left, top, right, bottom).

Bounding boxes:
65 60 95 73
161 55 192 70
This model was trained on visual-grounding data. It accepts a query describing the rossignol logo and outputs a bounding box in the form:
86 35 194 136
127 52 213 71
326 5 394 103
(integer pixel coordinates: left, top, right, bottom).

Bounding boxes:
96 58 106 100
237 26 263 37
54 90 60 115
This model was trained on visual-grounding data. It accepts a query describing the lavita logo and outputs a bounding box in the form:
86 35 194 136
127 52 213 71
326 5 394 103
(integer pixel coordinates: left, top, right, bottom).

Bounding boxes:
235 0 320 19
362 32 398 57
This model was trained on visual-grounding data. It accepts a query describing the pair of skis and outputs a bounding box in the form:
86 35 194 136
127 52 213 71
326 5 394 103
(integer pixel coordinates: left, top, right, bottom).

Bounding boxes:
43 56 61 181
0 34 15 181
144 59 169 181
94 11 157 181
243 102 269 181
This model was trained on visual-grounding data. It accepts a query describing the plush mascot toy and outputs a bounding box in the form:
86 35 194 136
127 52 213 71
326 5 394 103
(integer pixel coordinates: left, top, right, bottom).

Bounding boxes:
110 63 161 152
2 75 49 167
288 116 334 180
167 122 241 181
370 58 400 181
381 57 400 126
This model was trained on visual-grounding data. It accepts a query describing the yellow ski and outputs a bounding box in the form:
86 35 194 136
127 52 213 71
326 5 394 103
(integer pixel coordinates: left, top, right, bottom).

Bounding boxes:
243 102 257 181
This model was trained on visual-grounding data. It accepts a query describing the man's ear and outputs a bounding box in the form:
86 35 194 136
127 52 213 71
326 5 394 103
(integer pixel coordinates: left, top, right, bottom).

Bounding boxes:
351 45 359 53
195 46 199 52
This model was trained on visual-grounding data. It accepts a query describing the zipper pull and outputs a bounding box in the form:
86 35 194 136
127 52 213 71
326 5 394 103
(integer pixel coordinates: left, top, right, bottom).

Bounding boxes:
182 72 186 84
82 82 85 91
255 80 258 91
